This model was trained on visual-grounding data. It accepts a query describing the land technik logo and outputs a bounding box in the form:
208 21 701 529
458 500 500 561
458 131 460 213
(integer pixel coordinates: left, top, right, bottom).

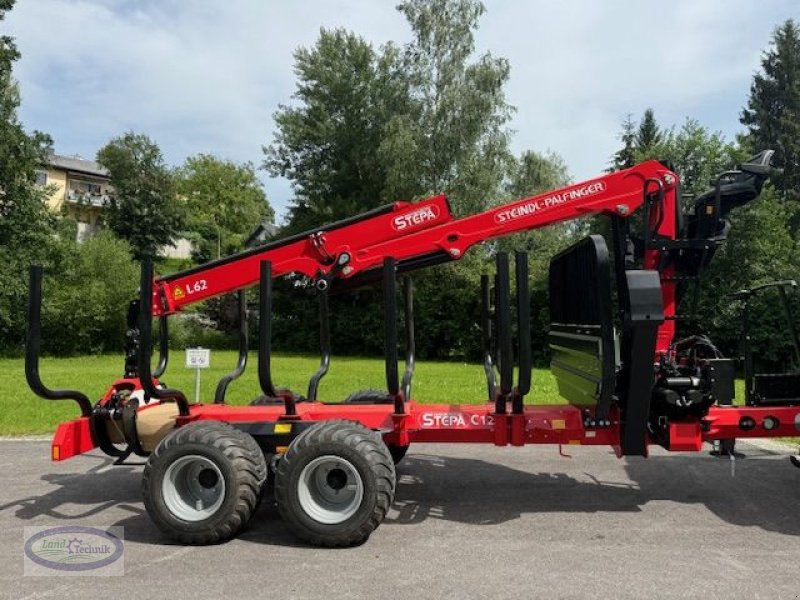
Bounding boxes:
24 526 124 576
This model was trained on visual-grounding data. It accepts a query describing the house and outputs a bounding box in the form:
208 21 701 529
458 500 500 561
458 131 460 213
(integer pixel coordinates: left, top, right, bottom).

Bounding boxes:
37 152 111 242
36 151 192 258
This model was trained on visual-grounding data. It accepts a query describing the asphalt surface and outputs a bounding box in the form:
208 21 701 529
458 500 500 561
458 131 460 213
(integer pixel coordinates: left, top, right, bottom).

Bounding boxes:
2 439 799 600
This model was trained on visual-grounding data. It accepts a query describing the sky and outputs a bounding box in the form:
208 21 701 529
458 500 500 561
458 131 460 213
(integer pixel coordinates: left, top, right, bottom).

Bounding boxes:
6 0 799 222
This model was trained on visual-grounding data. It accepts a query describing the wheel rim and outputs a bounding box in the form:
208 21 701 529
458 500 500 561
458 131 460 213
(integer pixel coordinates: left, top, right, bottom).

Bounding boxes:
297 455 364 524
162 455 226 522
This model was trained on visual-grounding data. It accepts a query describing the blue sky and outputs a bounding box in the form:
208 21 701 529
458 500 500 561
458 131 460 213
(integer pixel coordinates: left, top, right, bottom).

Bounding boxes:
6 0 798 221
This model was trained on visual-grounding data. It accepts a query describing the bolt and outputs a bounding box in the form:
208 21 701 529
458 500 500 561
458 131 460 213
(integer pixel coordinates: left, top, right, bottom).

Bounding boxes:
449 248 461 257
616 204 629 215
342 266 353 275
663 174 676 185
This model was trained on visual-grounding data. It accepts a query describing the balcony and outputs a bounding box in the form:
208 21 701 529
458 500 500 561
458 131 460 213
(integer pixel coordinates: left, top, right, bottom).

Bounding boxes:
67 189 109 208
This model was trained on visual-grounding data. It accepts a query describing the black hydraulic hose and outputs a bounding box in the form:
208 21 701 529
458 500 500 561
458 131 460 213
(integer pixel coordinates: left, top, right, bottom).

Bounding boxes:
26 266 92 417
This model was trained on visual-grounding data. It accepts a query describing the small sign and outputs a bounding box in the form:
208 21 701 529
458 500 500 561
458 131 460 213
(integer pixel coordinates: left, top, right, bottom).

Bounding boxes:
185 347 210 369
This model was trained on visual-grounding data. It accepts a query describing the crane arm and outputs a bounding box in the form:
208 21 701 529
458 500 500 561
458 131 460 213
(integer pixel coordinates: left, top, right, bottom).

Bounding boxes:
153 160 677 316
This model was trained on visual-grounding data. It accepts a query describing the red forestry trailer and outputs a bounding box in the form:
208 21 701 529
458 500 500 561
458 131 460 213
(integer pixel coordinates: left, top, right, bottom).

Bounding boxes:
26 149 800 546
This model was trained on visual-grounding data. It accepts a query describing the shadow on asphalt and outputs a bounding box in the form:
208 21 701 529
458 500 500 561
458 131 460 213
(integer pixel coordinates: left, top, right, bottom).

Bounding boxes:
3 448 800 547
0 453 143 521
390 451 800 536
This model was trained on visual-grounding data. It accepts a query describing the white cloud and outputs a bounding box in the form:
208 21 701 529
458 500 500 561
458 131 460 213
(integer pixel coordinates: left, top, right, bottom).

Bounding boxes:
6 0 798 219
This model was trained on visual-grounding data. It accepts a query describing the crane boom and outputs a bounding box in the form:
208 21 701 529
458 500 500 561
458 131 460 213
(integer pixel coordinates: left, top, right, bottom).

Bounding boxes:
154 160 677 317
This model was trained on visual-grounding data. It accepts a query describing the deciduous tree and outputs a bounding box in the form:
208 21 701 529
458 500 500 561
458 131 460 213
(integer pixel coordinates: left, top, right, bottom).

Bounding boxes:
97 133 183 260
176 154 273 262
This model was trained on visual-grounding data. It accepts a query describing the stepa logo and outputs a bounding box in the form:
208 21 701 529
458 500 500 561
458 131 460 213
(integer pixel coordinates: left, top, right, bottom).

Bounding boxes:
24 526 124 576
392 204 440 231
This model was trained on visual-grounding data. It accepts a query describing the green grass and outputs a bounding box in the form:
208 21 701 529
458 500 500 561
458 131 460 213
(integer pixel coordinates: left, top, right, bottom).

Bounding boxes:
3 353 796 448
0 352 561 435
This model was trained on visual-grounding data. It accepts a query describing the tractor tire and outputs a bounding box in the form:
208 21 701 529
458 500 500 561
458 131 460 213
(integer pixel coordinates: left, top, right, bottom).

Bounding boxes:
251 388 305 406
343 389 394 404
344 390 410 464
275 420 396 547
388 444 409 464
142 420 267 545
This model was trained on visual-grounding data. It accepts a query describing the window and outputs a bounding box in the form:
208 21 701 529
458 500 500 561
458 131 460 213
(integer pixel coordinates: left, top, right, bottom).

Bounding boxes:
34 171 47 186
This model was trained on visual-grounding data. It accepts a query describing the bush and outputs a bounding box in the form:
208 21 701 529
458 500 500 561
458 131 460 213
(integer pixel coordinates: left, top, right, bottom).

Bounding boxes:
168 315 238 351
40 232 138 355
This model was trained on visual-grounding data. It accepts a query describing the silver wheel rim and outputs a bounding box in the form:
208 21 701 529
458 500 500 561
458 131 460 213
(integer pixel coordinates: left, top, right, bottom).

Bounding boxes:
162 455 226 522
297 455 364 524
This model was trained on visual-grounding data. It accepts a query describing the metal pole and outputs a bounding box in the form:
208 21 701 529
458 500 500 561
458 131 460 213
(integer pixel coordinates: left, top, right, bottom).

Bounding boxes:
195 366 201 404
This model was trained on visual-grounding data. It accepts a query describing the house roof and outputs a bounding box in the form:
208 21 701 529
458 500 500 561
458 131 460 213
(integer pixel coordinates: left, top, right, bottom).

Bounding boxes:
245 221 279 247
45 152 109 179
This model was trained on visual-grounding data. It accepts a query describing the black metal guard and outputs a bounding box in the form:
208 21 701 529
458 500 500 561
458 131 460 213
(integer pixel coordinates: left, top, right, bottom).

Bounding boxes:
214 290 248 404
138 261 190 416
481 274 497 402
495 253 512 415
152 316 169 379
258 261 277 397
307 288 331 402
401 277 416 402
382 257 404 414
514 251 531 414
26 266 92 417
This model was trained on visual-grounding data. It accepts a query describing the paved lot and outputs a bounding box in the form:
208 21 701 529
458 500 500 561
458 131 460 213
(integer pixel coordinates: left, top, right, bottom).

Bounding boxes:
1 439 799 599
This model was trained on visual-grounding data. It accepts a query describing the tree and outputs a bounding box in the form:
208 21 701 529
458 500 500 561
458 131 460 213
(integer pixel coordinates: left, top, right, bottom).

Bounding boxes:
263 0 518 360
660 118 743 198
695 187 798 366
634 108 663 159
264 28 409 233
741 19 800 201
265 0 513 232
176 154 273 262
0 0 64 355
393 0 512 215
609 108 666 170
609 114 637 170
97 133 183 260
505 150 570 199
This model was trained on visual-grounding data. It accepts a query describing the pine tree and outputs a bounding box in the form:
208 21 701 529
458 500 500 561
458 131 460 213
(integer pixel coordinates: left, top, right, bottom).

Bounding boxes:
741 19 800 201
635 108 662 160
610 114 636 170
